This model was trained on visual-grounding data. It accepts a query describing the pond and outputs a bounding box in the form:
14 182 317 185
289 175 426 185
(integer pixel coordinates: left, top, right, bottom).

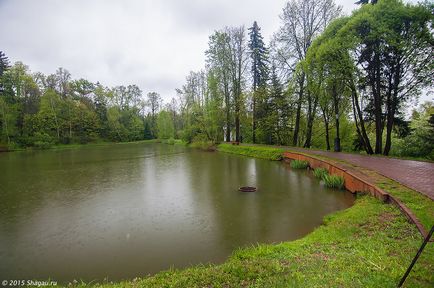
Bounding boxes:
0 143 354 283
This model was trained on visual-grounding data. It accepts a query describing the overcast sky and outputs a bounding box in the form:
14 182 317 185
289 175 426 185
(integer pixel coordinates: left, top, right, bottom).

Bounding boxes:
0 0 429 107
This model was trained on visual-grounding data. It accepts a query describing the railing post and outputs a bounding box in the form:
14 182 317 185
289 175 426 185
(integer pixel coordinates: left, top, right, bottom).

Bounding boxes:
398 225 434 287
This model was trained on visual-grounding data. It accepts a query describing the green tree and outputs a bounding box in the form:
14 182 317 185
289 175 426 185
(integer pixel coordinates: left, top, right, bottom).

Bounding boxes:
147 92 162 138
339 0 434 154
206 30 233 142
0 51 10 77
248 21 268 143
229 26 248 142
274 0 341 146
392 102 434 159
269 65 290 144
37 89 63 141
157 110 175 139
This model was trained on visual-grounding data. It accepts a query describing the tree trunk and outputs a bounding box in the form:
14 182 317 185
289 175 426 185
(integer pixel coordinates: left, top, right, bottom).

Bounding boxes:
383 108 394 156
235 104 240 142
235 54 242 143
333 84 341 152
321 107 331 151
225 101 231 142
352 90 366 152
224 81 231 142
325 122 330 151
304 90 318 148
373 51 383 154
383 60 401 156
252 93 256 143
350 80 373 154
293 72 305 146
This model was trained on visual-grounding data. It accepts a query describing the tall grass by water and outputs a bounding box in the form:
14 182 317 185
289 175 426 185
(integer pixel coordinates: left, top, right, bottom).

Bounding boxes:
323 174 345 189
312 167 345 189
313 167 328 179
290 160 309 169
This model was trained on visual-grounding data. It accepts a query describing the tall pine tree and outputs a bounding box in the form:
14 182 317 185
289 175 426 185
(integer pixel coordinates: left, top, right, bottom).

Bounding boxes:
248 21 268 143
0 51 10 78
354 0 377 4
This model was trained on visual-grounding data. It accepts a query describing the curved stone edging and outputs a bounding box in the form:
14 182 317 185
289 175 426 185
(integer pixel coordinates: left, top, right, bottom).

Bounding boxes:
283 151 429 239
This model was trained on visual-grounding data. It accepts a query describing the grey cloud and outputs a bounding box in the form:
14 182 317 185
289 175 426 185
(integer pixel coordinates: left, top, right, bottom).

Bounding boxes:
0 0 423 104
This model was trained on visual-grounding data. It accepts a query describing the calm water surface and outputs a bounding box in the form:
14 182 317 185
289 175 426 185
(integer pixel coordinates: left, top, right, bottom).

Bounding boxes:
0 143 354 282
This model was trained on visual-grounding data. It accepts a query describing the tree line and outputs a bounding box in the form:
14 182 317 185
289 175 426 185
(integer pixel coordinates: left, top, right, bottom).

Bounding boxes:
1 0 433 158
0 55 163 148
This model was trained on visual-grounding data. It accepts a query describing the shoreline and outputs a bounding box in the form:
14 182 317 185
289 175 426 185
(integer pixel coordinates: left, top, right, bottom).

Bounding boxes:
17 142 434 287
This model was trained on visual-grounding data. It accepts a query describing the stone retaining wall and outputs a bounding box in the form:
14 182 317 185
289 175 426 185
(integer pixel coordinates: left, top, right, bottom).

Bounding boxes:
283 151 429 239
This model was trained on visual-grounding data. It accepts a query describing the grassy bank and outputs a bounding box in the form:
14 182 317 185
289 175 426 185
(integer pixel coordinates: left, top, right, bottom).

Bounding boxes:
0 139 160 153
217 143 284 160
51 197 433 288
32 143 434 287
294 150 434 232
51 139 159 150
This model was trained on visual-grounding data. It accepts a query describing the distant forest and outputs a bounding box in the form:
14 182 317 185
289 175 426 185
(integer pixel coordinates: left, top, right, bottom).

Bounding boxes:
0 0 433 158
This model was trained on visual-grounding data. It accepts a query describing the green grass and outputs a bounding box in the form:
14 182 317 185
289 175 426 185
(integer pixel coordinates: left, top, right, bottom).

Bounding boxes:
1 139 160 152
323 174 345 189
48 139 158 150
376 178 434 232
43 197 433 287
217 143 284 160
313 167 329 179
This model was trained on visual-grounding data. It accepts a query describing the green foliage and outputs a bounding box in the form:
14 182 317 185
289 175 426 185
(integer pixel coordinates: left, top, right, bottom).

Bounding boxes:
157 110 175 139
391 102 434 159
190 140 215 151
6 141 19 151
0 56 156 148
290 160 309 169
302 0 433 155
189 134 215 151
31 132 53 149
323 174 345 189
1 1 433 156
161 138 176 145
313 167 329 179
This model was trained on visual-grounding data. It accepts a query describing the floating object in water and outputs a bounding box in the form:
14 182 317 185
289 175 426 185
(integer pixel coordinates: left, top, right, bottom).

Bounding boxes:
239 186 256 192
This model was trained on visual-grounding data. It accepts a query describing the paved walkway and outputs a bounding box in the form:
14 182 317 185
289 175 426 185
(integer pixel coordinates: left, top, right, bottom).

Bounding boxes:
290 148 434 201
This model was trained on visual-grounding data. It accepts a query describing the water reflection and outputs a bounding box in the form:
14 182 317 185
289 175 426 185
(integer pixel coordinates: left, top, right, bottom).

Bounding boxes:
0 143 354 282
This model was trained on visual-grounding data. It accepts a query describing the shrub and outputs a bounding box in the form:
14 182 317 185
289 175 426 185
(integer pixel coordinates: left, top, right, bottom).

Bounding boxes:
323 174 345 189
313 167 329 179
6 142 19 151
33 141 52 149
189 134 215 151
32 132 53 149
190 140 215 151
167 138 175 145
290 160 309 169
